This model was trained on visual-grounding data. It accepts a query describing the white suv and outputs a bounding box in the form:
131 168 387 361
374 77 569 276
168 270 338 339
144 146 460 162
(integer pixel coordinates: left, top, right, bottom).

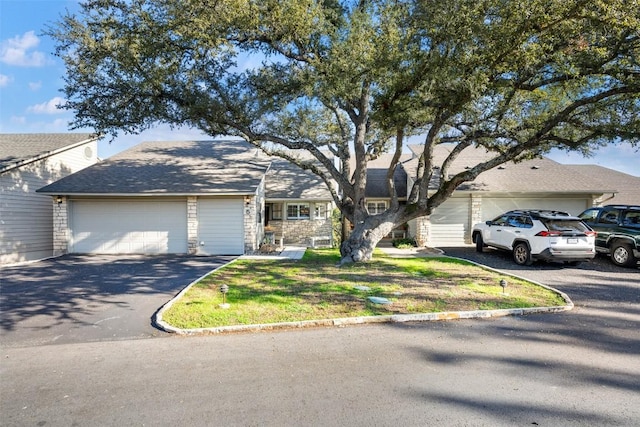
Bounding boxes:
472 210 596 266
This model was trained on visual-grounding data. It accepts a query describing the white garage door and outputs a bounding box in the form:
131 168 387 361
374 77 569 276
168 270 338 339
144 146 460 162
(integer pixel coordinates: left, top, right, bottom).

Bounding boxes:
429 197 470 246
482 197 591 222
70 200 188 254
198 198 244 255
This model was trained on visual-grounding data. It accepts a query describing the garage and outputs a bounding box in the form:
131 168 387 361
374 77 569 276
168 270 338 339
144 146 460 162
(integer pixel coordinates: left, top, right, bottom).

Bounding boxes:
70 199 188 254
481 196 592 221
428 197 470 246
197 198 244 255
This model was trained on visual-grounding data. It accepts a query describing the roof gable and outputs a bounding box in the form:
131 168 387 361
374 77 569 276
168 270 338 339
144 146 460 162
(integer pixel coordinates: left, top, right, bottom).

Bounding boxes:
0 133 96 173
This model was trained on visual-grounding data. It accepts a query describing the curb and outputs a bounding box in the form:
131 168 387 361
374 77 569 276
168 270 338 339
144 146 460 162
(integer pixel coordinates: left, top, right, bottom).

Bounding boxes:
153 256 574 335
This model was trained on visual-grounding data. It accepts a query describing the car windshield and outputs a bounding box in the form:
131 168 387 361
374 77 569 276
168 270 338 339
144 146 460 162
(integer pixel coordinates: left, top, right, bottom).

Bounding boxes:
542 219 590 232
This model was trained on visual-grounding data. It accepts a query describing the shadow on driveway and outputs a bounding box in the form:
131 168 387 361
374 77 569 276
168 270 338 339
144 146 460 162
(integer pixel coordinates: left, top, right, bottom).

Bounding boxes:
0 254 234 347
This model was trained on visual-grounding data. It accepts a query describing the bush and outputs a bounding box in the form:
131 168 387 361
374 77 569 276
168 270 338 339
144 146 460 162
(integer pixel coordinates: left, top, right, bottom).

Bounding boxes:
392 238 417 249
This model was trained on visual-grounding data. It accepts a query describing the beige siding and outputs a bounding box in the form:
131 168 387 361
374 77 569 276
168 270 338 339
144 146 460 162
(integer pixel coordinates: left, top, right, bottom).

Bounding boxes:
0 141 97 264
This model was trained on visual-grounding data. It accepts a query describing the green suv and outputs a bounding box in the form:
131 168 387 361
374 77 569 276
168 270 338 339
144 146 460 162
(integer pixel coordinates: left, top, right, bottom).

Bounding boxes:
578 205 640 267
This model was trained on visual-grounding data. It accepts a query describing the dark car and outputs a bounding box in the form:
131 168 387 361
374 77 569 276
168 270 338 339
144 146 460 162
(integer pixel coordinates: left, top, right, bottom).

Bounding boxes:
578 205 640 267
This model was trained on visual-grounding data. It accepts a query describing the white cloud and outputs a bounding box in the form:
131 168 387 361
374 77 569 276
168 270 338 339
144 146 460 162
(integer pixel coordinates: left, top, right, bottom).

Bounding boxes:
0 31 47 67
27 96 67 114
0 73 12 87
29 81 42 91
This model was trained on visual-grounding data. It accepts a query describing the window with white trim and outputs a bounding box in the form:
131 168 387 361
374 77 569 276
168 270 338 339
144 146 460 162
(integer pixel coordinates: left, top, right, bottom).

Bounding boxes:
314 204 327 219
287 203 310 220
367 201 387 215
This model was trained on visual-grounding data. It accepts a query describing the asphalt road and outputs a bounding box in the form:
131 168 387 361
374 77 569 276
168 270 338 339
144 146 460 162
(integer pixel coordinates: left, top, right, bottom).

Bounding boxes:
1 250 638 426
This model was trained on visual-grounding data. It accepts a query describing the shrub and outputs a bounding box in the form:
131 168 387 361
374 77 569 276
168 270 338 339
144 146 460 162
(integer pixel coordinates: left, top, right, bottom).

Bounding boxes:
392 238 417 249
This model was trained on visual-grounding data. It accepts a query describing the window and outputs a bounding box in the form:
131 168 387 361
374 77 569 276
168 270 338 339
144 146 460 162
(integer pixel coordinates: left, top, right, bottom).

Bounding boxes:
314 204 327 219
271 203 282 220
367 201 387 215
600 210 620 224
287 203 310 220
578 208 599 222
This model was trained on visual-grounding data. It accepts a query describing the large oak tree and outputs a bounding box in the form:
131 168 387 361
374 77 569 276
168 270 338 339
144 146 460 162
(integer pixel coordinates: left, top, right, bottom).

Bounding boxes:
50 0 640 262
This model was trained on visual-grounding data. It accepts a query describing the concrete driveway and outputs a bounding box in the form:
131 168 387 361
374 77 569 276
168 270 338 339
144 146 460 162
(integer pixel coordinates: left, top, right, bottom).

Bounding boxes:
0 254 234 348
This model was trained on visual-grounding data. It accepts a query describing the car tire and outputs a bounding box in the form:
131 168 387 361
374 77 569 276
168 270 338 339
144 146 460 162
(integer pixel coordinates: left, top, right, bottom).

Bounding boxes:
610 242 636 267
475 234 484 253
513 242 533 266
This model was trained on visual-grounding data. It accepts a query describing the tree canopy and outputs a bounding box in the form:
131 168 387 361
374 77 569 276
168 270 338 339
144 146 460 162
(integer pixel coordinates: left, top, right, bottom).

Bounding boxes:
50 0 640 261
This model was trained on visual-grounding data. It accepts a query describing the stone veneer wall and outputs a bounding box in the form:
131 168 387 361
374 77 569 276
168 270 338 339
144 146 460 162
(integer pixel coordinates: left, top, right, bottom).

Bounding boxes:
266 218 333 246
53 197 69 256
187 197 198 254
414 216 430 247
244 182 264 252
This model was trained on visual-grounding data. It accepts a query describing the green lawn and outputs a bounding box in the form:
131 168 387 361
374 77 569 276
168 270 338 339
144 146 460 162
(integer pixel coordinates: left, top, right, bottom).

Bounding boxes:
161 249 566 329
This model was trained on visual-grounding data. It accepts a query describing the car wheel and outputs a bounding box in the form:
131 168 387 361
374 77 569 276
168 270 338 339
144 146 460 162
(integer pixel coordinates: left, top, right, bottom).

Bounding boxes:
611 242 636 267
475 234 484 253
513 242 533 266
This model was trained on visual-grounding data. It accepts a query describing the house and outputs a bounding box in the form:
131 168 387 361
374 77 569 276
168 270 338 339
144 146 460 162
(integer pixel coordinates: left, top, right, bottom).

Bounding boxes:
403 144 616 247
0 133 99 264
35 137 633 256
37 140 339 256
263 158 334 247
37 140 272 256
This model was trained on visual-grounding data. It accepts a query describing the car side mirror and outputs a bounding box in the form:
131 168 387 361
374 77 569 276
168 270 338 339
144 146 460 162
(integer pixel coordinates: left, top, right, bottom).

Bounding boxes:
485 220 493 225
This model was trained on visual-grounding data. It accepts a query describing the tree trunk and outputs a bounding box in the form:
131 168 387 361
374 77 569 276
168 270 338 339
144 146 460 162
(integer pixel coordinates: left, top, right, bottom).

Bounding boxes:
339 217 397 264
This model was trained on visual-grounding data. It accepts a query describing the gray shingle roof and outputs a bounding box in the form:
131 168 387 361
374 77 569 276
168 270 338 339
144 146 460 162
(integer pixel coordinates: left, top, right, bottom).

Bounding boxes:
265 158 333 200
405 144 615 193
363 154 410 198
569 165 640 205
37 140 271 195
0 133 96 173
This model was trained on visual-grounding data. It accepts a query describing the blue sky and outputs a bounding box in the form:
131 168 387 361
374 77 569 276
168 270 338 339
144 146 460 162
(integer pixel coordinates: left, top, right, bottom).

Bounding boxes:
1 0 638 176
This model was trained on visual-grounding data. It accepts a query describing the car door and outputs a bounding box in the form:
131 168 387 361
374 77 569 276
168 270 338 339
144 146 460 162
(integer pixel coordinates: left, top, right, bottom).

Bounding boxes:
484 214 513 249
593 208 621 247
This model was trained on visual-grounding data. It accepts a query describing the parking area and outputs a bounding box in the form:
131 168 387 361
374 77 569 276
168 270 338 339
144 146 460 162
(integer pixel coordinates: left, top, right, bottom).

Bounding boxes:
0 254 235 348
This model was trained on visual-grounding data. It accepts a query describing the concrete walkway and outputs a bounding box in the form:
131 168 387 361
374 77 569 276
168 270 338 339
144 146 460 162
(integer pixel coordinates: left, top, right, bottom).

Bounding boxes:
240 246 307 260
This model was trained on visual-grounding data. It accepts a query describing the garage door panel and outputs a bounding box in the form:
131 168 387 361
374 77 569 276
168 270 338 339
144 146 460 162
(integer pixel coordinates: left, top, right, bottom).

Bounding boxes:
429 198 469 246
198 198 244 255
70 200 187 254
482 198 590 222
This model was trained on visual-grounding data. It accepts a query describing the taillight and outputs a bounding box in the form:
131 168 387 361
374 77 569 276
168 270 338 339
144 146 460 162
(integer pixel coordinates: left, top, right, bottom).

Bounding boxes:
536 230 562 237
585 231 596 237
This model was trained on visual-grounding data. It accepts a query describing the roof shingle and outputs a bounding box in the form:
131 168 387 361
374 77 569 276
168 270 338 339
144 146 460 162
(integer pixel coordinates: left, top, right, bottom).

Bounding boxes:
37 140 271 195
0 133 96 173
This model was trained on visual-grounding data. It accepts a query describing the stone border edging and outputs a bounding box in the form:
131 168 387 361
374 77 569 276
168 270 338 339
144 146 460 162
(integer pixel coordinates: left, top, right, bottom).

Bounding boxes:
153 256 573 335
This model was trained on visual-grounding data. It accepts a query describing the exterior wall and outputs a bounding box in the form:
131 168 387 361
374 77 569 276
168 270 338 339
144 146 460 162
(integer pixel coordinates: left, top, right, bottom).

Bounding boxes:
0 140 97 264
265 201 333 246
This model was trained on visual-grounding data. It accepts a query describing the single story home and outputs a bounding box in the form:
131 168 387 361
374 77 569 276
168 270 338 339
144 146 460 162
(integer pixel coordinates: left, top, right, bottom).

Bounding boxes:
0 133 98 264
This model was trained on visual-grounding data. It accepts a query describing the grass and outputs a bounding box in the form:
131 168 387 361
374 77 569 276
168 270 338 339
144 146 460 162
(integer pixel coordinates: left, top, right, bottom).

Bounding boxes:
161 248 566 329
